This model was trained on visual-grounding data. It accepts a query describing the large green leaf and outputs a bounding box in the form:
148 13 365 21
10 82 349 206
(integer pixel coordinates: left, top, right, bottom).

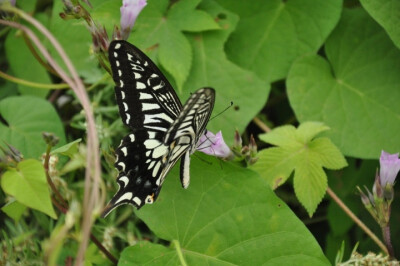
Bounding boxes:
287 8 400 159
0 96 66 159
49 0 104 83
216 0 342 82
5 31 50 97
360 0 400 49
181 0 269 144
1 159 57 219
119 156 330 265
251 122 347 216
129 0 219 92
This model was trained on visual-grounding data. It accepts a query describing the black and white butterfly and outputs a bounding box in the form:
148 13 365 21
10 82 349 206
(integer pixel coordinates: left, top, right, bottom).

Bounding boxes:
102 40 215 217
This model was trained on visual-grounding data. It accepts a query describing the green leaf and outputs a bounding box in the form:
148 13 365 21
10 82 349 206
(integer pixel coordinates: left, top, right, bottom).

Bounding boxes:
0 96 66 159
49 0 103 83
1 200 27 222
182 0 269 144
251 122 347 216
287 8 400 159
360 0 400 49
5 31 50 97
168 0 220 32
158 23 192 92
1 159 57 219
217 0 342 82
51 139 82 158
121 157 330 265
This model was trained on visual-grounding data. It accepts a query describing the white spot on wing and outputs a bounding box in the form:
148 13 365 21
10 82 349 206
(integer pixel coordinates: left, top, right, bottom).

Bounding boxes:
144 139 161 149
139 92 152 99
118 162 126 171
121 91 125 99
123 102 128 111
132 197 142 206
121 147 128 156
119 175 129 187
142 103 159 111
152 145 168 158
136 82 146 89
115 192 132 204
118 70 122 77
114 52 118 58
120 80 124 88
129 134 135 142
126 113 131 124
134 73 142 79
152 161 161 177
115 43 121 49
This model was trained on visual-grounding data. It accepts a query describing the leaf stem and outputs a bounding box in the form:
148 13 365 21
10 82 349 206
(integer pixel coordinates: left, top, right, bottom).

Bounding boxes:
382 224 395 259
326 187 388 254
0 69 70 90
173 239 187 266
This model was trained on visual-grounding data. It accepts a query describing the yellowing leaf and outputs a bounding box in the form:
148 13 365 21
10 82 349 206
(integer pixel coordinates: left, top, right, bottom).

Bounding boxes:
1 159 57 219
251 122 347 216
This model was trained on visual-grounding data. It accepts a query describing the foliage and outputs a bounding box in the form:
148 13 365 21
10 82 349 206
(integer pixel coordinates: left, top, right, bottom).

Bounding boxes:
0 0 400 265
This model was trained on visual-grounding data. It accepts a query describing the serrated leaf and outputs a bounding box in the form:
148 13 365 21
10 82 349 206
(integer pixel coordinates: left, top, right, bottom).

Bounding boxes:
217 0 342 82
287 8 400 159
5 31 50 97
181 0 269 144
1 200 27 222
360 0 400 49
51 139 82 158
1 159 57 219
121 157 330 265
294 160 327 216
0 96 66 159
251 122 347 216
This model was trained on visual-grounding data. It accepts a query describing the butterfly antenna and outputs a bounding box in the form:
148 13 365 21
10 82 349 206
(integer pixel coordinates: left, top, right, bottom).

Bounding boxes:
210 101 233 121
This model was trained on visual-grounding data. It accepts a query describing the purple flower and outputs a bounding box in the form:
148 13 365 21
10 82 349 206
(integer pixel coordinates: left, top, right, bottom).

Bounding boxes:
120 0 147 40
197 131 232 158
379 150 400 186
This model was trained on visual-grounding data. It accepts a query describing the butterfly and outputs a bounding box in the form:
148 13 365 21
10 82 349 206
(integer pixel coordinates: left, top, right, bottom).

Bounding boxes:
101 40 215 217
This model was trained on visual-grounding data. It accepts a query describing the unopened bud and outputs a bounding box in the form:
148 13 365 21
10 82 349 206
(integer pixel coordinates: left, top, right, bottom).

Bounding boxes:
249 135 257 157
42 132 59 147
234 130 242 148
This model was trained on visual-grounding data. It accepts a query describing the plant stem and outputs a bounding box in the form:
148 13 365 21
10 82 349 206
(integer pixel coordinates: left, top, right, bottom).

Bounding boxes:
42 144 118 264
0 69 69 90
327 187 388 255
173 240 187 266
382 224 395 259
90 233 118 265
252 117 271 133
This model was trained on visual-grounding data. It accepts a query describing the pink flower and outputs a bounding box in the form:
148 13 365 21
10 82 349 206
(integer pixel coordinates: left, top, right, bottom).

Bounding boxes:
379 150 400 186
120 0 147 40
197 131 232 158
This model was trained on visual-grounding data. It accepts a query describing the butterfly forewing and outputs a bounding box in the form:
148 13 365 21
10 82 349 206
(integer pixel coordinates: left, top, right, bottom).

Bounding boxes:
102 41 215 217
161 88 215 188
109 41 182 131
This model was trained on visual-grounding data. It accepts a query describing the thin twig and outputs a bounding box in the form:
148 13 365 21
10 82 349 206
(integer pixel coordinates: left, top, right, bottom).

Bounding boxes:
252 117 271 133
327 187 388 254
90 233 118 265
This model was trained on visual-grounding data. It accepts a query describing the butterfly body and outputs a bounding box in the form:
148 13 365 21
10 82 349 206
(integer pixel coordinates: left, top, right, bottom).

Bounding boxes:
102 40 215 217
